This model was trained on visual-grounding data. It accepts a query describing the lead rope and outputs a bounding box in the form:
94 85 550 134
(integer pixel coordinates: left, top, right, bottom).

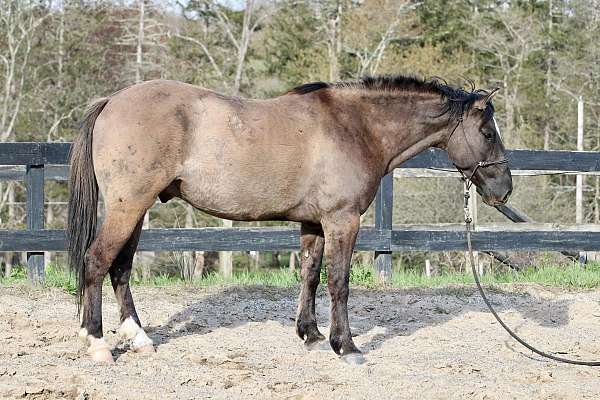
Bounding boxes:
463 188 600 366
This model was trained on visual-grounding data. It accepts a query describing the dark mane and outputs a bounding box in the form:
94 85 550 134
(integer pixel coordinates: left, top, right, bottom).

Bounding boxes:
288 75 495 123
289 81 331 95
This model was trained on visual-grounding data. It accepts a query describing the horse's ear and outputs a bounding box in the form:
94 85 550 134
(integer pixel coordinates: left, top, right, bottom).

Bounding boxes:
474 87 500 110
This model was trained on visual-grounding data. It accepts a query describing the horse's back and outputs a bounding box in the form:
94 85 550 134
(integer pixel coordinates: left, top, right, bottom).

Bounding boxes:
91 80 320 221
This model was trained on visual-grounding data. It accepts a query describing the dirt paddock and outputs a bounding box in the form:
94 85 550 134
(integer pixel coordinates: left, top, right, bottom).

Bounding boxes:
2 284 600 399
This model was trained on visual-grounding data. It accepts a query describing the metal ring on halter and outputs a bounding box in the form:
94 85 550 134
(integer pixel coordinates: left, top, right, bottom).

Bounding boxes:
455 158 509 190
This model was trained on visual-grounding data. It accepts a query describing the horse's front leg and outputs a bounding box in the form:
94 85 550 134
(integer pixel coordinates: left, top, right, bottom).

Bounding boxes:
296 222 326 349
322 211 364 364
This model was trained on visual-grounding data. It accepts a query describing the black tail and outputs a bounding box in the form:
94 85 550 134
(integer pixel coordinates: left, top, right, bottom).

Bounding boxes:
68 98 109 315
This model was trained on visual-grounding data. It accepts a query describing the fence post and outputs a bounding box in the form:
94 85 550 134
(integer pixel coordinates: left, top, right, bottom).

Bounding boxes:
374 172 393 282
25 164 45 285
576 96 586 264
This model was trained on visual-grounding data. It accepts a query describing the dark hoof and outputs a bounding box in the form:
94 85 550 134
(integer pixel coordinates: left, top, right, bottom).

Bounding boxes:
341 352 366 365
305 338 331 352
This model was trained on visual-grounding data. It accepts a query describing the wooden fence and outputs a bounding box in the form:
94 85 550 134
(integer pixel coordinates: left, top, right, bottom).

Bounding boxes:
2 142 600 284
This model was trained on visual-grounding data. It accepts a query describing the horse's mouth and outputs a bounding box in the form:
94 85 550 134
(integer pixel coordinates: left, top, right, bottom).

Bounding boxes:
477 187 511 207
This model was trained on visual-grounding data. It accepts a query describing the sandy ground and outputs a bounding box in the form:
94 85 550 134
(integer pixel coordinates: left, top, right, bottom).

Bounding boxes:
2 283 600 399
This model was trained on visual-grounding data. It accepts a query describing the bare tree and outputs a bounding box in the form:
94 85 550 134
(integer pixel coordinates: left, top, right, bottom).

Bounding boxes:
325 2 342 81
344 0 420 76
117 0 167 84
172 0 268 94
309 0 345 81
0 1 47 140
471 7 543 147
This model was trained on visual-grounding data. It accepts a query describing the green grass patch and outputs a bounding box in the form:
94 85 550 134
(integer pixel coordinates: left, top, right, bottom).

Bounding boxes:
388 263 600 289
0 264 78 294
193 269 300 288
2 262 600 294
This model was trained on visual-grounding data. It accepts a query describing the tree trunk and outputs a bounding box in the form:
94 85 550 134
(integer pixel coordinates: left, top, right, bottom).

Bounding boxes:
140 212 152 281
219 219 233 277
4 254 12 278
543 0 553 150
6 184 15 277
249 250 260 272
596 123 600 223
288 251 297 271
503 76 516 147
327 3 342 81
136 0 145 84
193 251 205 278
44 202 53 270
182 204 194 281
232 0 255 95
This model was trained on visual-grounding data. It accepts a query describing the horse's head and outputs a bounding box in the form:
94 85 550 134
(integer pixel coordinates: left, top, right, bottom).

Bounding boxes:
445 89 512 206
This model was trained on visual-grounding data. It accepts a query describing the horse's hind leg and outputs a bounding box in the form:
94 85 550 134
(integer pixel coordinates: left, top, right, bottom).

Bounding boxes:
79 205 149 363
295 222 327 349
109 218 154 353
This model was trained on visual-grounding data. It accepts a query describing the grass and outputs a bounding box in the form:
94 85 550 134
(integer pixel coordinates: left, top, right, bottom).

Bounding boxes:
389 264 600 289
2 262 600 294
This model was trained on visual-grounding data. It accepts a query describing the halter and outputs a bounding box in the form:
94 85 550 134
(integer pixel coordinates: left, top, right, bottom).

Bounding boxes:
448 115 508 191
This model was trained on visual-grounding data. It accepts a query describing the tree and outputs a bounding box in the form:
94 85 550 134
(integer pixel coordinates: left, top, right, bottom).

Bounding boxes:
470 5 544 147
344 0 419 76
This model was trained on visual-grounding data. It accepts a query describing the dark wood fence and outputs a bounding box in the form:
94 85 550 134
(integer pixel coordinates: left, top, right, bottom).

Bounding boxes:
2 142 600 284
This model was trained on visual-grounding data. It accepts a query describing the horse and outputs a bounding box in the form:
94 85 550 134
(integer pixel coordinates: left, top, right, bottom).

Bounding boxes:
68 75 512 364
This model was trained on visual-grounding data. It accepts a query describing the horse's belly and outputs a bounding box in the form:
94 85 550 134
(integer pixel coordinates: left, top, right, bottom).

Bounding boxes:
179 179 300 221
177 154 307 221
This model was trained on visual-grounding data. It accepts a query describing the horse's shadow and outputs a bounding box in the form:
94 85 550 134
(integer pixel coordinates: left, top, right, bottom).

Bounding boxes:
146 284 574 357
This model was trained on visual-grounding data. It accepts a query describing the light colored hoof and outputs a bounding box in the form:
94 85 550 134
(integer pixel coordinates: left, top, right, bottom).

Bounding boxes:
89 347 114 364
118 317 154 354
341 353 366 365
305 339 331 352
84 336 114 364
134 343 155 353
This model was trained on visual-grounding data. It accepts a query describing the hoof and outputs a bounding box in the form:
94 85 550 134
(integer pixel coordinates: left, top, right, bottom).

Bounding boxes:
134 343 155 354
305 339 331 352
79 336 115 364
89 347 114 364
85 336 114 364
341 352 366 365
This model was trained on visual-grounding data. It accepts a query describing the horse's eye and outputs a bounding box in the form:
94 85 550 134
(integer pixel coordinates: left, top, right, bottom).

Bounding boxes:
482 130 494 141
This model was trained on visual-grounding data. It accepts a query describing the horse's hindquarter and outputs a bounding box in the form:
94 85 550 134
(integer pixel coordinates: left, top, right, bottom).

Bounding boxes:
91 80 192 210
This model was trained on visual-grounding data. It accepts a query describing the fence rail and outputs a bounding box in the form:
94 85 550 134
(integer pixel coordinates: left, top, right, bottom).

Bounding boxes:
2 225 600 252
3 142 600 284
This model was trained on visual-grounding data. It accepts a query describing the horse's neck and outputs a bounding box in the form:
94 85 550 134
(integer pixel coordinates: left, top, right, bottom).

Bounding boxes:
384 118 449 173
348 91 450 173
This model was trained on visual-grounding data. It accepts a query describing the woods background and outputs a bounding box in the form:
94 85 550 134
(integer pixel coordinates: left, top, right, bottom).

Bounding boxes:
1 0 599 279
